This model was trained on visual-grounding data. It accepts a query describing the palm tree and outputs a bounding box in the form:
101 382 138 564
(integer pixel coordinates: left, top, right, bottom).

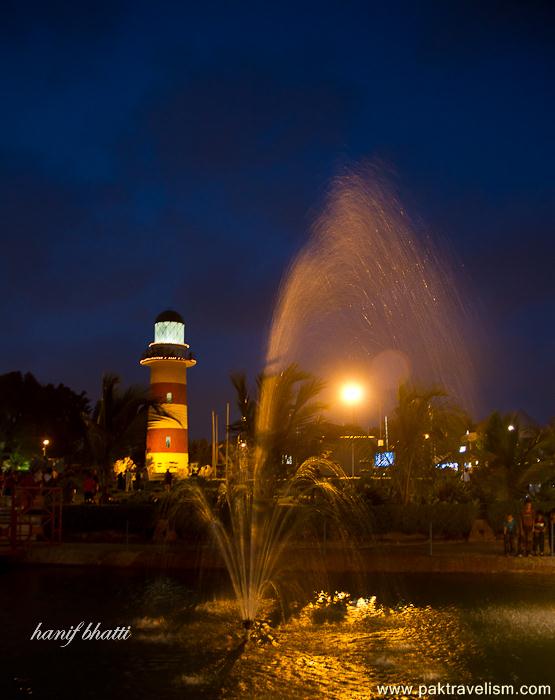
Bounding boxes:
229 372 257 444
86 374 164 499
474 413 555 500
229 364 327 479
389 383 468 505
260 365 327 472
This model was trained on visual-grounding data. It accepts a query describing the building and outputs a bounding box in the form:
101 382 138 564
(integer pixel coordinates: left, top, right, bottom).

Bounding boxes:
140 310 196 479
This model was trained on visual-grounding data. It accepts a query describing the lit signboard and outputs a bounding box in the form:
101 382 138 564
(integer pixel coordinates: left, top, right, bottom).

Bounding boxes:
374 451 395 467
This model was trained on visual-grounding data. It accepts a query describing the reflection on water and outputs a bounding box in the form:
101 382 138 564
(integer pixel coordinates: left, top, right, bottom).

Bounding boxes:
221 599 475 699
0 569 553 699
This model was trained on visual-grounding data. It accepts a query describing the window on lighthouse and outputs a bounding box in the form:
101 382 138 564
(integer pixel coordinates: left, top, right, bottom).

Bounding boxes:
166 392 173 403
165 436 171 449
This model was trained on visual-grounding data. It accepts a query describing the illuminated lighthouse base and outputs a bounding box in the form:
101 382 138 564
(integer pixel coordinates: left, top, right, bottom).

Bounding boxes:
140 311 196 479
145 384 190 477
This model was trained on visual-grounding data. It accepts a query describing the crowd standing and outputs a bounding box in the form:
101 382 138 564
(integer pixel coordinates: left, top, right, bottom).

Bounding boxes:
0 466 99 504
503 497 555 557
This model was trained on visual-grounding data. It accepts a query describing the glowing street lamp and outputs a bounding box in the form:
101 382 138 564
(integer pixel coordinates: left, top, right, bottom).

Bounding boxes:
340 382 364 477
341 383 364 406
42 438 50 458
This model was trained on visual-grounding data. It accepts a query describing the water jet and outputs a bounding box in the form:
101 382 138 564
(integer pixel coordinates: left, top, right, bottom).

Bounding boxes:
177 167 475 627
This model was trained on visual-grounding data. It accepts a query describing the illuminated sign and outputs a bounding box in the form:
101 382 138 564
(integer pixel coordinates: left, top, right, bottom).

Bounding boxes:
374 451 395 467
340 435 376 439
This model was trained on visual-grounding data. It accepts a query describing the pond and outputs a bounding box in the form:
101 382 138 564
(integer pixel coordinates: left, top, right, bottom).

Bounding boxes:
0 566 553 698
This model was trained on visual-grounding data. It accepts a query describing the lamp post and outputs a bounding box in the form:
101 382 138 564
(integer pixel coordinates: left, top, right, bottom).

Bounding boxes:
340 383 364 478
42 439 50 458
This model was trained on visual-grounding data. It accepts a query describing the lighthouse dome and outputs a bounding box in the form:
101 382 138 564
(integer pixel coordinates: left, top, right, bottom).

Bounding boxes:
155 309 184 324
154 309 185 344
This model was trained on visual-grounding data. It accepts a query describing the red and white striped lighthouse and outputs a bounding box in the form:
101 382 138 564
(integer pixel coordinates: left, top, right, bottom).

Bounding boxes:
140 310 196 479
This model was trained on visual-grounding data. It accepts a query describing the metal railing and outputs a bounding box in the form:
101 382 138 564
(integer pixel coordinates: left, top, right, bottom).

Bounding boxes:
0 486 62 551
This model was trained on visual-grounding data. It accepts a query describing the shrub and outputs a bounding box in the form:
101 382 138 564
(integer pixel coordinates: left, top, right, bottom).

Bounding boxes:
62 504 155 536
368 502 479 538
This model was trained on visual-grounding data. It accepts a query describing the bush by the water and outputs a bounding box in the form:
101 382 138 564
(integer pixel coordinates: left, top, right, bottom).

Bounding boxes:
61 497 555 543
62 504 155 537
368 502 480 539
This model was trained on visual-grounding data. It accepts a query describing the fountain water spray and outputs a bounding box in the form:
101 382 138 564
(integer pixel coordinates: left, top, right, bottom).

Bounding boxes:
172 165 474 631
263 165 475 415
183 452 366 628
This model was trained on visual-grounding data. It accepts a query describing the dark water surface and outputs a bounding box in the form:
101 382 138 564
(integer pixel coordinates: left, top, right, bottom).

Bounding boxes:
0 565 553 698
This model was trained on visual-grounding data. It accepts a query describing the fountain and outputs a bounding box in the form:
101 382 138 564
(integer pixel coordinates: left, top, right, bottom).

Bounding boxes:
169 165 475 632
177 447 368 629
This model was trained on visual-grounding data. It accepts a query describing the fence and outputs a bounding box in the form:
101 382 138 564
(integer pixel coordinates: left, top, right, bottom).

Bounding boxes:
0 486 62 552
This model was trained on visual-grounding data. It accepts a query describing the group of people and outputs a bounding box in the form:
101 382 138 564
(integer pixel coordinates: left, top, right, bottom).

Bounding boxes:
115 468 145 493
1 464 153 505
0 465 59 497
503 498 555 557
0 466 100 505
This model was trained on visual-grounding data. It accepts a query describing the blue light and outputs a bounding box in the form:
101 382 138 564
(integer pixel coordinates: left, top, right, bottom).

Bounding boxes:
374 451 395 467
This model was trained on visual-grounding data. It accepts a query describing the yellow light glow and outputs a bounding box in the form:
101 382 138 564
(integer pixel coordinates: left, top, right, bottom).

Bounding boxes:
42 439 50 446
340 383 364 406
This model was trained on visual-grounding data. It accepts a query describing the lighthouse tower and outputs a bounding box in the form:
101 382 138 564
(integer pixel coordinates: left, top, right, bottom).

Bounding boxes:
140 310 196 479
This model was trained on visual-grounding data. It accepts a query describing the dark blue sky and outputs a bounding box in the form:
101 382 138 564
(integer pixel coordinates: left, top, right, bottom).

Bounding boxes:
1 1 554 436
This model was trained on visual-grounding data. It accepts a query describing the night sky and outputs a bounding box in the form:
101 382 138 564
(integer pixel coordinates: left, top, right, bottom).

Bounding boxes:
1 1 554 437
